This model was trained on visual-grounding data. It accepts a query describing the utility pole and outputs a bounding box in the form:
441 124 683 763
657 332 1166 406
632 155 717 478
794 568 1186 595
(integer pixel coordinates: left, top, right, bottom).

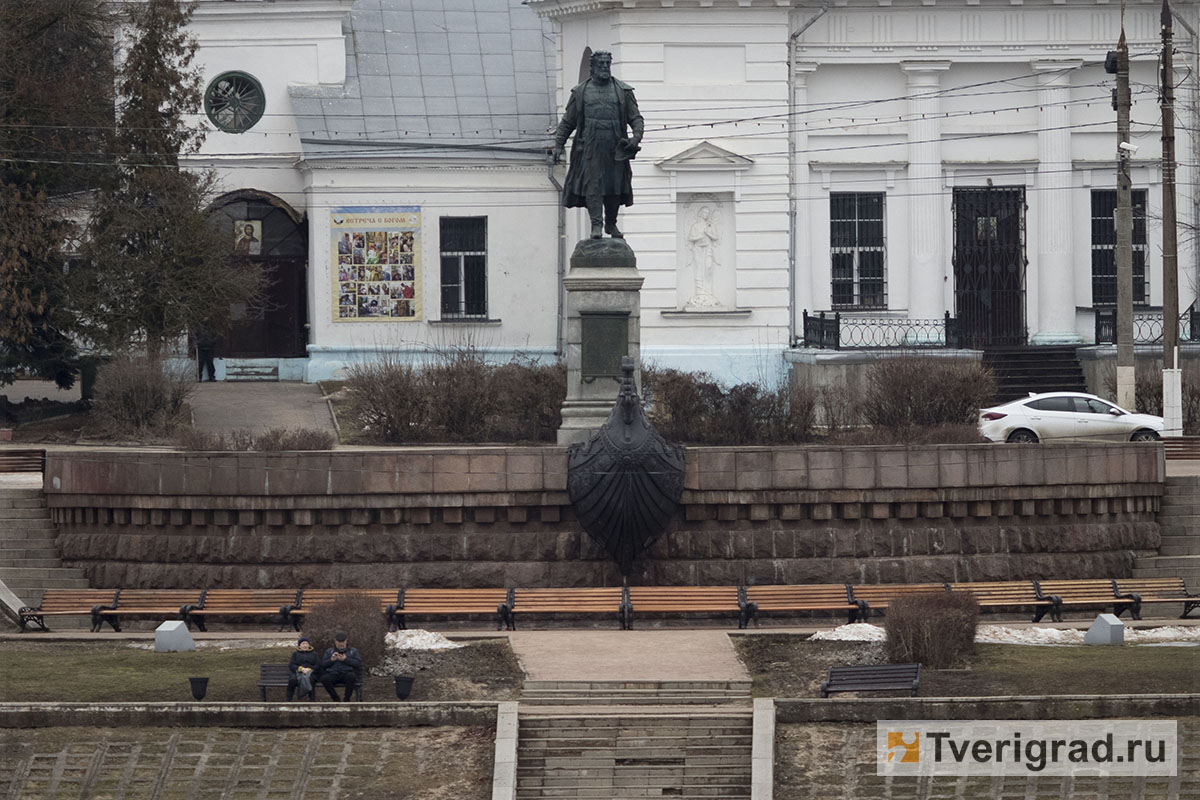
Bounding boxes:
1162 0 1183 436
1112 17 1136 411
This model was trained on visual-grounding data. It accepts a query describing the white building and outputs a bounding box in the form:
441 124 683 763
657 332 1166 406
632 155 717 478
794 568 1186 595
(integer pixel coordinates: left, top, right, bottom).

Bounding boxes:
185 0 1199 385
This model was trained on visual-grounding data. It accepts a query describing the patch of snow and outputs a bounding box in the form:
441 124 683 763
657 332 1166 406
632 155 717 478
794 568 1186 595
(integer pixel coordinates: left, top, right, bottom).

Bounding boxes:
808 622 1200 646
385 629 463 651
128 639 294 651
809 623 887 642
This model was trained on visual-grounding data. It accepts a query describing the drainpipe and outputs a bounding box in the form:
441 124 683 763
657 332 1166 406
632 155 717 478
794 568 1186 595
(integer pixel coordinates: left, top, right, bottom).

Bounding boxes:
1170 7 1200 302
787 0 830 346
548 156 567 357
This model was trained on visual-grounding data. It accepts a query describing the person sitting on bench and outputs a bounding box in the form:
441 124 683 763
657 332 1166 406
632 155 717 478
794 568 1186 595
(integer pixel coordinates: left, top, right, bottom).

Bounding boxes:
287 636 320 701
320 631 362 702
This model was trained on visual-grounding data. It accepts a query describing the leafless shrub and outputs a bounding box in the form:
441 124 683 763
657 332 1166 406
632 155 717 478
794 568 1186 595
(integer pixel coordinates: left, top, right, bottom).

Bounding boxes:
862 357 995 429
829 423 985 446
344 347 565 444
298 592 388 669
641 367 817 445
91 355 192 436
884 592 979 669
173 427 335 451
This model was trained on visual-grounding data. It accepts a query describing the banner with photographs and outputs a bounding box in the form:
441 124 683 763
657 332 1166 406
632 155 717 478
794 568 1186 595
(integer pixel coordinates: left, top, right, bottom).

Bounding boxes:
331 206 420 321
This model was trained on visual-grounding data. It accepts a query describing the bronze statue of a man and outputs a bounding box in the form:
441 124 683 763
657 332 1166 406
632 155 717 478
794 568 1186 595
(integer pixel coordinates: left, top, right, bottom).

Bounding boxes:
553 51 644 240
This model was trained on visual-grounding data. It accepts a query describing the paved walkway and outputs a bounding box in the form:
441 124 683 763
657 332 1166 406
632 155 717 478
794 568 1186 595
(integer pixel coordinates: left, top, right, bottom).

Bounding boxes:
188 382 336 436
508 629 750 682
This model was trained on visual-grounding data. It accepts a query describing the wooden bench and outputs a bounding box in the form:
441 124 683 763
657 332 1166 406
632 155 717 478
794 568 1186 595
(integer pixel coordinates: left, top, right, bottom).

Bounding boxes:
184 589 303 631
743 584 859 625
287 589 402 631
848 583 949 620
625 586 746 628
1113 577 1199 619
18 589 118 632
1163 436 1200 460
92 589 204 632
820 663 921 697
393 588 515 630
946 581 1055 622
258 664 315 701
0 448 45 473
509 587 627 629
1034 579 1136 622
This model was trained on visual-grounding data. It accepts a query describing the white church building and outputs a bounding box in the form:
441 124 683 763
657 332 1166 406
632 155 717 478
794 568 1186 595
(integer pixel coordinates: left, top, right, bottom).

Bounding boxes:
182 0 1198 385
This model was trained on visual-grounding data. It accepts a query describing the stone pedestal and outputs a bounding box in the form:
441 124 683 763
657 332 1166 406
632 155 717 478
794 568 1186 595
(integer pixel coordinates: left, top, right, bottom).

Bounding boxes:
155 620 195 652
557 238 644 446
1083 613 1125 646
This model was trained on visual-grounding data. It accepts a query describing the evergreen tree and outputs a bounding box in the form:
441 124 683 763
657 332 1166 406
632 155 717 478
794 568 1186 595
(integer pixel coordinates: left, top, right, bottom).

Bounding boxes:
0 0 113 387
75 0 263 357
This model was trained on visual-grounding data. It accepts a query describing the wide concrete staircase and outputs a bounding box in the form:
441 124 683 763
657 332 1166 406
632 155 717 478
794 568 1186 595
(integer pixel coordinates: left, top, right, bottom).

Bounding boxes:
516 681 753 799
1134 475 1200 585
0 486 89 621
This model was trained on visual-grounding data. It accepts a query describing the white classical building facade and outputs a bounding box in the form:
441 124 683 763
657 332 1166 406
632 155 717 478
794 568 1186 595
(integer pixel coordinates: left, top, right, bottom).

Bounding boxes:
183 0 1198 384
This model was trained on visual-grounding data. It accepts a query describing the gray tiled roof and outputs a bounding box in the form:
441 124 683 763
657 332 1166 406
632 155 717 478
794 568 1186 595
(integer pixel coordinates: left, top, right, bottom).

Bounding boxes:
291 0 557 161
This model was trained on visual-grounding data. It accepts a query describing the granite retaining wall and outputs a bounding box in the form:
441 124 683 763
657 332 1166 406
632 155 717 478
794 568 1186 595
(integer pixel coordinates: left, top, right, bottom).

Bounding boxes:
43 444 1164 588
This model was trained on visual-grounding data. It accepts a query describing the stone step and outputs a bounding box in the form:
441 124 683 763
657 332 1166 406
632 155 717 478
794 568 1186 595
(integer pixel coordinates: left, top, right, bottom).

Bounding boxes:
1158 523 1200 536
0 566 85 580
517 777 750 792
0 521 57 533
523 681 753 692
521 695 752 707
515 789 749 799
1130 567 1200 580
0 507 53 520
1156 542 1200 554
524 755 752 770
0 558 63 569
0 497 48 509
519 739 753 753
0 489 46 499
0 546 59 560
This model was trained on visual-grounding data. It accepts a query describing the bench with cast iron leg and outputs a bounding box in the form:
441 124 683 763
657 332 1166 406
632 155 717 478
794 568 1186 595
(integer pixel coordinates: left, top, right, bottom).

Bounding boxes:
820 663 921 697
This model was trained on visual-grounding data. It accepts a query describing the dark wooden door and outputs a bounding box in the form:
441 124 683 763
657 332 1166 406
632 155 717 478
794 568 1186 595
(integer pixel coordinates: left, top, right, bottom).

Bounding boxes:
222 258 308 357
952 187 1027 347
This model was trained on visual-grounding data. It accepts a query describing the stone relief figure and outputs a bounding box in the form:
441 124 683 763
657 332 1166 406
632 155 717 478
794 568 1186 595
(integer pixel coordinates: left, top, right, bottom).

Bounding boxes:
685 206 722 308
553 50 645 240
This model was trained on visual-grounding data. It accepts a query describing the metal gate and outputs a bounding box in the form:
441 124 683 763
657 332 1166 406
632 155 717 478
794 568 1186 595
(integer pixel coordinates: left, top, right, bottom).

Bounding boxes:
952 187 1027 347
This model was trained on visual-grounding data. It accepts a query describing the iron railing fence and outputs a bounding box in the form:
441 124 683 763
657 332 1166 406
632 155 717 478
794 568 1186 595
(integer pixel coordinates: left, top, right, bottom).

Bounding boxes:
1094 308 1199 345
800 311 964 350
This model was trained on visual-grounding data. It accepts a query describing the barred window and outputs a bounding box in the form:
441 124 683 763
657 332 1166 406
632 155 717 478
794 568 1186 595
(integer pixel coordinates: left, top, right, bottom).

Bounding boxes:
1091 189 1148 306
830 192 886 309
440 217 487 318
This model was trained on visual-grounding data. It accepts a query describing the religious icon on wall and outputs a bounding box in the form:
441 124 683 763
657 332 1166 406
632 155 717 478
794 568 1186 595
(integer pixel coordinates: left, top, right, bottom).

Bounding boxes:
233 220 262 256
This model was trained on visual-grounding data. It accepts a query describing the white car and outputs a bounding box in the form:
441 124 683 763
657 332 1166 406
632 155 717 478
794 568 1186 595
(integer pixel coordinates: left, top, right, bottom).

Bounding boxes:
979 392 1163 444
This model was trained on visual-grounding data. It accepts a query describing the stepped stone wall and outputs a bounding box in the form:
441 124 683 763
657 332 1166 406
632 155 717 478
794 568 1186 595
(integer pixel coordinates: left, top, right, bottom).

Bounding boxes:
43 444 1163 589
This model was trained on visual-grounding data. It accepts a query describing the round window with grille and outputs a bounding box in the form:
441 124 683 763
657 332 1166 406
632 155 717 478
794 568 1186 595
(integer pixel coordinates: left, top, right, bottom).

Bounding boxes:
204 71 265 133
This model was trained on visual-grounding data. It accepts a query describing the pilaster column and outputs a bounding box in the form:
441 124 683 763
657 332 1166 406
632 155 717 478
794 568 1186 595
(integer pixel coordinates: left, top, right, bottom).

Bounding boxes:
901 61 951 322
792 62 819 317
1032 60 1083 343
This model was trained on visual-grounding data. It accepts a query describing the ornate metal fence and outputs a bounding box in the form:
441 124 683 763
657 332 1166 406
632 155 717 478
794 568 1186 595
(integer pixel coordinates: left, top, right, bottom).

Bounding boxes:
800 311 964 350
1094 308 1199 345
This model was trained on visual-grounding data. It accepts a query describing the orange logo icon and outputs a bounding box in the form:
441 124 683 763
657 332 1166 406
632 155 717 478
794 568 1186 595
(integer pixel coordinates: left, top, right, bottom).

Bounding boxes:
887 732 920 763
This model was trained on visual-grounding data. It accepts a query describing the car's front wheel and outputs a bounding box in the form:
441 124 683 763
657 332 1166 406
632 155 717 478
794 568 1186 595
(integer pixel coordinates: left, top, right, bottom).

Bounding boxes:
1007 429 1039 444
1130 429 1160 442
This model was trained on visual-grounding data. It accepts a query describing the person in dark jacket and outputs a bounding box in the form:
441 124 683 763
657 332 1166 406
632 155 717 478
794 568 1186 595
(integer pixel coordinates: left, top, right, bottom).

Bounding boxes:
287 636 320 701
320 631 362 702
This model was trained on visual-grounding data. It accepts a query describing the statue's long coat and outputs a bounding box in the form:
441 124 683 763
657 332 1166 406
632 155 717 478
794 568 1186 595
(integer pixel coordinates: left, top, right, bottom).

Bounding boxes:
554 77 644 208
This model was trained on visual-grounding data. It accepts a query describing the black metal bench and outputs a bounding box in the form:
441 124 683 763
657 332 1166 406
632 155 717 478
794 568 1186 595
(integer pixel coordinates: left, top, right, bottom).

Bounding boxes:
259 663 363 702
819 663 921 697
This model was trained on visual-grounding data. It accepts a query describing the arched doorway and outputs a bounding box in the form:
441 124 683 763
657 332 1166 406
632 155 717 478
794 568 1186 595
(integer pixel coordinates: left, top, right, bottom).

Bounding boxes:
209 191 308 361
